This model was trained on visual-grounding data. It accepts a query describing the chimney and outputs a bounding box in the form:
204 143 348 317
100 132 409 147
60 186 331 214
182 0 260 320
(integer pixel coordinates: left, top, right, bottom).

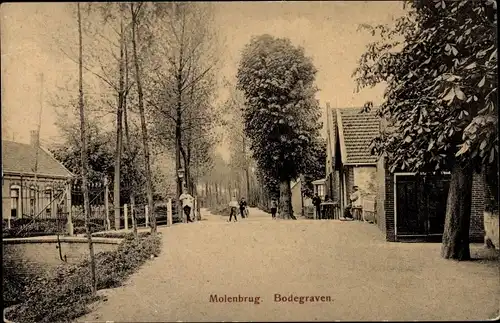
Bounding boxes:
30 130 40 147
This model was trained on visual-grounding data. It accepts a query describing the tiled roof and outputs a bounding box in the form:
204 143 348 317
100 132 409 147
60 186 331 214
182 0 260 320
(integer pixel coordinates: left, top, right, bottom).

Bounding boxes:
336 108 379 164
2 140 73 178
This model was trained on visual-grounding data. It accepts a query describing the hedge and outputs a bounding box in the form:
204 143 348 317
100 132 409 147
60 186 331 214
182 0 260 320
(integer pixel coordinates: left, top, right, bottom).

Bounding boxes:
4 233 162 323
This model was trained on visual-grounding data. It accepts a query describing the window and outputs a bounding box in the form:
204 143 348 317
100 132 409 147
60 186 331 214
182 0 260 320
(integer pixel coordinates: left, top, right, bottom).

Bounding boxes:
45 188 52 216
10 188 19 218
29 186 36 216
316 184 325 197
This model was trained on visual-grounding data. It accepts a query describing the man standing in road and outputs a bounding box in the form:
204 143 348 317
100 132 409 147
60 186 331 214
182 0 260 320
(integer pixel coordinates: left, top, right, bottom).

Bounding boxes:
312 193 322 219
228 195 239 222
239 197 248 219
179 187 194 223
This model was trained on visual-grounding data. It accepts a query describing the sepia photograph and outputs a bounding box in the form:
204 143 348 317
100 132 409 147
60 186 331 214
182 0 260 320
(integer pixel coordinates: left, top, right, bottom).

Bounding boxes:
1 1 498 322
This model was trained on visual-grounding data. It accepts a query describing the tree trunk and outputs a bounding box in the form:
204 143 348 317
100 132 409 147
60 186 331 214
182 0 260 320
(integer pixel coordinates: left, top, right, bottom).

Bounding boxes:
278 179 294 219
131 194 137 239
113 17 125 231
245 168 250 202
131 3 156 234
215 182 219 205
441 163 473 260
77 3 97 296
205 182 208 207
122 29 136 239
175 103 183 221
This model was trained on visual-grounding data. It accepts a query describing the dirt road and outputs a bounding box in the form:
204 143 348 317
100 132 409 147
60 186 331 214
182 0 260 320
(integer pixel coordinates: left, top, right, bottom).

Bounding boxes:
78 208 499 322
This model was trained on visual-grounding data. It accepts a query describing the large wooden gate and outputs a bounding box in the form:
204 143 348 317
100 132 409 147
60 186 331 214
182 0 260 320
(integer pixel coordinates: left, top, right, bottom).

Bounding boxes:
395 173 451 239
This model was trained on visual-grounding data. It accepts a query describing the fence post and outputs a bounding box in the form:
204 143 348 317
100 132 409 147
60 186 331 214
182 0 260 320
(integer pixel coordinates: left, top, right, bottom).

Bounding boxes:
7 212 11 230
167 198 172 227
66 181 74 236
145 205 149 228
124 204 128 230
193 197 197 222
104 177 111 231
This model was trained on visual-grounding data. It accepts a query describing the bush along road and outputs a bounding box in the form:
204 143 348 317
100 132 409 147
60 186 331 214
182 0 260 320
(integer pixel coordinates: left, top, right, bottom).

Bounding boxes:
4 232 161 323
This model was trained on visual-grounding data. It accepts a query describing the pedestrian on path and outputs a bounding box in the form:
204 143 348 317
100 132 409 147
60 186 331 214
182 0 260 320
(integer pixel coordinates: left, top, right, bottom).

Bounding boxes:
349 186 362 220
239 197 248 219
270 198 278 219
179 188 194 223
312 193 322 219
228 195 239 222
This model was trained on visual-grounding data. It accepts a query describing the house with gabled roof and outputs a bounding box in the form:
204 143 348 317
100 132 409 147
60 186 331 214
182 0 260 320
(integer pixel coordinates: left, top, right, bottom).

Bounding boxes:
2 131 74 231
324 103 485 242
324 104 379 217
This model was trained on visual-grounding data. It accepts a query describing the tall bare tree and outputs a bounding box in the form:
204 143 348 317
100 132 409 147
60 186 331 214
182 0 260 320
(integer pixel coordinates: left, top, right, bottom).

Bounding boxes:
144 2 221 220
130 2 156 233
77 2 97 296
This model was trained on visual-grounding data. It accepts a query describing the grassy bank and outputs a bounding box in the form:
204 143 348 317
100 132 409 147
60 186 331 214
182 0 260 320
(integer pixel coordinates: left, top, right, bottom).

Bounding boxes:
4 232 161 323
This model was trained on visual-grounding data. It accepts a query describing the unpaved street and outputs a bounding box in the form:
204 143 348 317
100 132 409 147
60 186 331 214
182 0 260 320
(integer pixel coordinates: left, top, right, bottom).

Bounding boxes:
78 208 499 322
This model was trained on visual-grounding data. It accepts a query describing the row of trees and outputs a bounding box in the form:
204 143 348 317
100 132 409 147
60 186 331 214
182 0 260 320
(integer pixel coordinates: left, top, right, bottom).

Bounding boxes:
51 2 223 232
353 0 497 260
50 2 224 295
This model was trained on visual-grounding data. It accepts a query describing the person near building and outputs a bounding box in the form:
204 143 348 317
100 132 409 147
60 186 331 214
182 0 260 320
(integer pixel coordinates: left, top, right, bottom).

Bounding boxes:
312 193 322 219
349 186 362 220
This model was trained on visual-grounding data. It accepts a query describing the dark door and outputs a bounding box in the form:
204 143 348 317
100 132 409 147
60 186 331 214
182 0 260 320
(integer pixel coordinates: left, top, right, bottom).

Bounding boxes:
396 175 425 235
425 175 451 235
396 174 451 237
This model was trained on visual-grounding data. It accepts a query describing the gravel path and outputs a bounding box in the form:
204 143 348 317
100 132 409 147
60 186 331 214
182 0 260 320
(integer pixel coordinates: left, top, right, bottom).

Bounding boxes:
78 208 499 322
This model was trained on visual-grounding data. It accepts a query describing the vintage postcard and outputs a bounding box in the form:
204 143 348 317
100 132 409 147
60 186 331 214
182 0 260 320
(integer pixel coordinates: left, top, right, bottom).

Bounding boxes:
2 1 498 322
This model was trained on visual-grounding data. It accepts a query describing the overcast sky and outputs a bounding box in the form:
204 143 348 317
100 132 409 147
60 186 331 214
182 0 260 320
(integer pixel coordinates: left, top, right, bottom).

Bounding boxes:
1 1 406 154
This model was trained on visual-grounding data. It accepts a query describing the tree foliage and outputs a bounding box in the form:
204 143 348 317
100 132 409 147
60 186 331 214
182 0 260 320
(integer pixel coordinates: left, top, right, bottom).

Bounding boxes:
354 0 497 260
301 138 327 198
353 0 497 175
236 34 322 186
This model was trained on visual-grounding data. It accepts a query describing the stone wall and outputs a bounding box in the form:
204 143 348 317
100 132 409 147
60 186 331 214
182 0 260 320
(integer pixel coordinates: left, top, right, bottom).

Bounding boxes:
484 212 499 249
353 166 377 202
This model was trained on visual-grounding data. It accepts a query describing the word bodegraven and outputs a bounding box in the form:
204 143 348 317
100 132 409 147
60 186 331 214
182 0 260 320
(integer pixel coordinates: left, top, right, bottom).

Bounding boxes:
209 294 334 305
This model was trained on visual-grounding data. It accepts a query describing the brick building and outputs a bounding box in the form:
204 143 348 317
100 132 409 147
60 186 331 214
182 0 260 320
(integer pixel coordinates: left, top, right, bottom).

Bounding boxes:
375 156 485 242
2 131 74 226
324 103 485 242
373 118 485 242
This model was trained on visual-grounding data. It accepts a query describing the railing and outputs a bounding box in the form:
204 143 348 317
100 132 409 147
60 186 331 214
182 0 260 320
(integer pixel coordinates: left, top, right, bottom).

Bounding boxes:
320 202 341 219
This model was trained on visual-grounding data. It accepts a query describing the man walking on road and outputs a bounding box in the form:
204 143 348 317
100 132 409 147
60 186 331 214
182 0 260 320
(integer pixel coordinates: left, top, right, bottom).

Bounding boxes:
239 197 248 219
228 195 239 222
179 187 194 223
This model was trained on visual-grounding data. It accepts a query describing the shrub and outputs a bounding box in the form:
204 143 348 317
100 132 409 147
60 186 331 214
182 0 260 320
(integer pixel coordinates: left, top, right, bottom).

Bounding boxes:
5 234 161 323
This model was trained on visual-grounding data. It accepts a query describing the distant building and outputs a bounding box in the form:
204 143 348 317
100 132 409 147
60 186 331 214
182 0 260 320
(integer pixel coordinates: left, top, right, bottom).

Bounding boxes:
2 131 74 223
290 177 313 217
324 105 378 215
311 178 326 199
